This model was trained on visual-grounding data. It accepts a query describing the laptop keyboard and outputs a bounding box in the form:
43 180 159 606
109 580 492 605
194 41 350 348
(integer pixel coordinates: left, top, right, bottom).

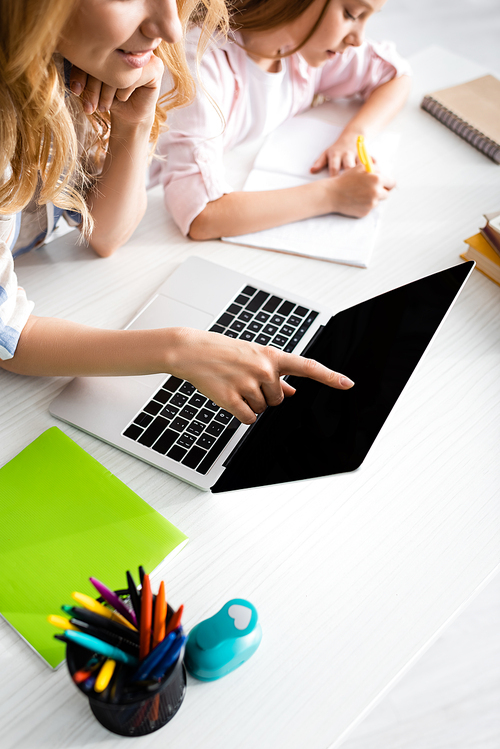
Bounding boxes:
122 285 319 475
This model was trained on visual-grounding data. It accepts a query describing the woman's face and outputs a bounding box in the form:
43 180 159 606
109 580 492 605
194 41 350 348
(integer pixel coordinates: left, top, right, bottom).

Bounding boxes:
57 0 182 88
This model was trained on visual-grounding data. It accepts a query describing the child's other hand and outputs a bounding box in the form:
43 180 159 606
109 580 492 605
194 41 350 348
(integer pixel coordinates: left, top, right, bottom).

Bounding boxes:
310 132 361 176
324 165 395 218
165 329 354 425
69 54 164 126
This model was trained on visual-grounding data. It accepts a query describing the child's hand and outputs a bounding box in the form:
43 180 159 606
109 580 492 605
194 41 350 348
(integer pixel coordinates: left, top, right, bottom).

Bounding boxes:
165 329 354 425
310 131 362 177
69 54 164 127
323 165 395 218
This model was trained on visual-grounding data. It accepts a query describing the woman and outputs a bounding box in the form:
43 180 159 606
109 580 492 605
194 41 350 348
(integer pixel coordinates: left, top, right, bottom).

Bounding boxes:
0 0 353 426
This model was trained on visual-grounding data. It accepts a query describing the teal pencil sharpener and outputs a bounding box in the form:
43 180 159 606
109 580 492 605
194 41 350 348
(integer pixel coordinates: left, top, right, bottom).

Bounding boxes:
184 599 262 681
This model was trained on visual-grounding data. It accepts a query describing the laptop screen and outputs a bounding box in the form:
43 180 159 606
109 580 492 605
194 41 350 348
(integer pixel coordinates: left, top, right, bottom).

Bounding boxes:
212 262 474 493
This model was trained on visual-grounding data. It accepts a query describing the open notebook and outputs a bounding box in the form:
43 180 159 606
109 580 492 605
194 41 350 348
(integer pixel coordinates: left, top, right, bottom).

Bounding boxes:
0 428 188 668
222 115 400 267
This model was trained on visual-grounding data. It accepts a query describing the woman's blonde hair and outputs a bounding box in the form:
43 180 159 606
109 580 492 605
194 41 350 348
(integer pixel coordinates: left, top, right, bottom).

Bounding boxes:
0 0 228 237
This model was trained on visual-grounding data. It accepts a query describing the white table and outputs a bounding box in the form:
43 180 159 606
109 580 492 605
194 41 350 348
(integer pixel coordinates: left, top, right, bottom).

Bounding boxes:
1 47 499 749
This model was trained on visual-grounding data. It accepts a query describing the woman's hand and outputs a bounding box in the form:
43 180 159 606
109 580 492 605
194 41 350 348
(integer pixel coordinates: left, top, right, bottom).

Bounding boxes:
165 328 354 425
310 130 362 177
69 54 164 126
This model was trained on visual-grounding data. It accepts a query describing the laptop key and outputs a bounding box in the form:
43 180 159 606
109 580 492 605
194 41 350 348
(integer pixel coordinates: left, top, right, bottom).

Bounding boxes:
227 303 242 315
152 389 171 405
186 420 205 436
262 295 282 313
196 433 216 450
151 429 177 454
242 285 257 296
179 404 197 420
171 416 189 432
216 312 235 327
138 416 169 447
160 404 179 420
255 334 271 346
205 399 219 412
163 376 183 392
281 325 295 337
234 294 250 306
273 334 288 348
294 305 308 317
238 310 253 323
255 311 270 323
182 446 206 469
123 424 143 441
276 300 295 316
144 400 162 416
246 290 269 313
170 392 188 408
229 319 245 332
288 315 302 327
240 331 255 342
134 412 153 428
224 330 238 338
215 409 232 425
263 324 278 336
189 393 207 409
270 314 285 326
210 324 225 334
197 408 214 424
248 321 262 333
206 421 224 437
177 432 196 450
180 382 196 396
167 445 187 462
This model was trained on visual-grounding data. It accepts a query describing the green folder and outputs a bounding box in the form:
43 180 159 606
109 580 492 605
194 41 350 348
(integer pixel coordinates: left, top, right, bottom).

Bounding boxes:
0 427 188 668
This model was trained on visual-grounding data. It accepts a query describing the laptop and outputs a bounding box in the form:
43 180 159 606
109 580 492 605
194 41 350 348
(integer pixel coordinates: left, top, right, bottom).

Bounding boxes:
50 256 474 492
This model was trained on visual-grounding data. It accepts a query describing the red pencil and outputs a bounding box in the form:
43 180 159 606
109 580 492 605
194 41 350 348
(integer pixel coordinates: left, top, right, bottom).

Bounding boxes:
139 574 152 660
165 604 184 636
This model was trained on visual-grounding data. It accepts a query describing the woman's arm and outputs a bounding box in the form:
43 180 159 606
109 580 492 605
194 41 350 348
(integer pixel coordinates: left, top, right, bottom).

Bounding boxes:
70 57 164 257
189 166 395 240
0 316 354 424
311 75 412 176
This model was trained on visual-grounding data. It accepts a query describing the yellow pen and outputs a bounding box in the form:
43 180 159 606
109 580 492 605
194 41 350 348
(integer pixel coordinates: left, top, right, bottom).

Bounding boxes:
357 135 374 173
47 614 80 631
71 591 137 632
94 659 116 693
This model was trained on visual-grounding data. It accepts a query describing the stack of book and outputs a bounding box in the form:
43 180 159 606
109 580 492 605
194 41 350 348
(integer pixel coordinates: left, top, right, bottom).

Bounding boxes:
461 210 500 286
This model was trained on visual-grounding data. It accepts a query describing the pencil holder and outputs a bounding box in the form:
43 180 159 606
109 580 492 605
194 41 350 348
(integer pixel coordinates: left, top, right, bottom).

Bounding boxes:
65 598 186 736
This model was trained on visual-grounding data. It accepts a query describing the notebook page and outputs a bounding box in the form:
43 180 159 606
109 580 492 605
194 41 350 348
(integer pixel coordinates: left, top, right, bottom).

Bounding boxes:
222 115 400 267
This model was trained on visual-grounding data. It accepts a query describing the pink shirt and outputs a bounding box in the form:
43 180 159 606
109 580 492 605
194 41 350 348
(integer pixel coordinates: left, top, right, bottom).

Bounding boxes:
152 29 411 236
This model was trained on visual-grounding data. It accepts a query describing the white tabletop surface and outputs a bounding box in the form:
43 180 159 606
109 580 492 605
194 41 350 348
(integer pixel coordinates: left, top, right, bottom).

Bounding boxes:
1 47 499 749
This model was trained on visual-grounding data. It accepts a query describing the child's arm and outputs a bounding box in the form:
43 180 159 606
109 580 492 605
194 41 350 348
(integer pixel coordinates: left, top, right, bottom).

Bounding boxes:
0 316 353 423
189 166 395 240
69 57 164 257
310 75 411 176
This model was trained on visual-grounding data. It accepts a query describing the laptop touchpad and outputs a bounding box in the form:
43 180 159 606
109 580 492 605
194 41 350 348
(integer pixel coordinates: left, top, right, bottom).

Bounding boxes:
126 294 213 332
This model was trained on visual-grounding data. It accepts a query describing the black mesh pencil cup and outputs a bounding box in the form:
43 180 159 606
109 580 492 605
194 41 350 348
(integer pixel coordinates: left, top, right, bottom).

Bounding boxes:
65 600 186 736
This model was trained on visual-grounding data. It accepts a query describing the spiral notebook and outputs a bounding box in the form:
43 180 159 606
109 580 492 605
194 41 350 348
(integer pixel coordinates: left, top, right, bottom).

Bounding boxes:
0 428 188 668
421 75 500 163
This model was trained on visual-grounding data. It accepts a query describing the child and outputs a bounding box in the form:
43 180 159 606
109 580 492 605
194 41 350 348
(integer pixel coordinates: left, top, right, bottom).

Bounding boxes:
153 0 412 240
0 0 354 427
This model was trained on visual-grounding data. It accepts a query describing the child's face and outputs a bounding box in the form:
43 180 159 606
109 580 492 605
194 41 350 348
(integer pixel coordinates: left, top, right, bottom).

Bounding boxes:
284 0 387 68
57 0 182 88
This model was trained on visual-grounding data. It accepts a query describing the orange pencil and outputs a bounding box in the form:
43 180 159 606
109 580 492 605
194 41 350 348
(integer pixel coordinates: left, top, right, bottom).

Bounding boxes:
165 604 184 636
139 574 153 660
152 581 166 649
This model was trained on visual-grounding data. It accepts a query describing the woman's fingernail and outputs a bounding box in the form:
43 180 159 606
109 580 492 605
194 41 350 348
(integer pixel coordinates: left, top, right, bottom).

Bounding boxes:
340 376 355 387
70 81 82 95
